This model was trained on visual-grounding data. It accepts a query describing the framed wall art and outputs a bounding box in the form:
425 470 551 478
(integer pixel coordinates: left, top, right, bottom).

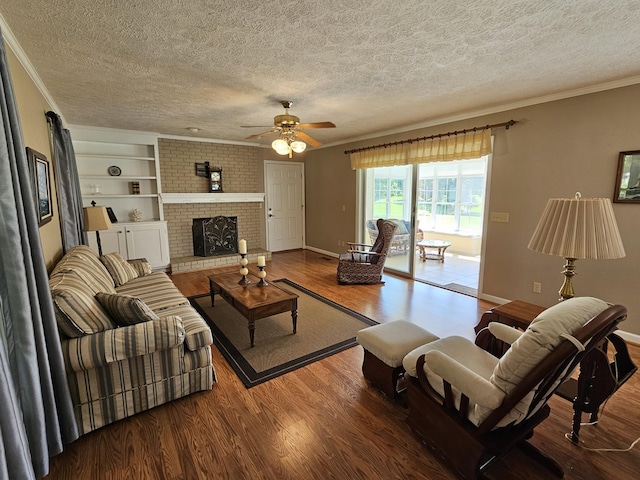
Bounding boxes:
27 147 53 226
614 150 640 203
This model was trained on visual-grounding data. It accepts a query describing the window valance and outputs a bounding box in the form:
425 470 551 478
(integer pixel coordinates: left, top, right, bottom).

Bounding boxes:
347 120 517 170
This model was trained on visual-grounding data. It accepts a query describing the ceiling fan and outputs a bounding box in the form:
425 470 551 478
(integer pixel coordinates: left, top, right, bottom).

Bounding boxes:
242 100 335 156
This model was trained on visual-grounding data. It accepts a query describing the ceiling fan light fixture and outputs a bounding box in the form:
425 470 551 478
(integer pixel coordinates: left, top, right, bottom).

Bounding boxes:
272 138 290 155
290 140 306 153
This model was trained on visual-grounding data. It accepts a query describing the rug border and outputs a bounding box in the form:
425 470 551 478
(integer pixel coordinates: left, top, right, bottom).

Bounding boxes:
189 278 377 388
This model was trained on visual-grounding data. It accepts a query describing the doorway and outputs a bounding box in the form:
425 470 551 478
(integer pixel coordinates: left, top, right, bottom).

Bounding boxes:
265 161 305 252
361 157 487 296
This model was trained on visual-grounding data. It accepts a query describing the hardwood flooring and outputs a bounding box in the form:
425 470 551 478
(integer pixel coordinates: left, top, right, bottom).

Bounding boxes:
45 250 640 479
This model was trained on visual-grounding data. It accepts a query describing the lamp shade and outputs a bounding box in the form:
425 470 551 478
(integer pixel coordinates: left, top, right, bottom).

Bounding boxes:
272 138 290 155
528 195 625 259
83 206 112 232
290 140 306 153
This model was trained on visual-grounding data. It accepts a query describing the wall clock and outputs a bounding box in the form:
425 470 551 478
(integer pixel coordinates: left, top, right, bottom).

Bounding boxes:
209 168 223 192
108 165 121 176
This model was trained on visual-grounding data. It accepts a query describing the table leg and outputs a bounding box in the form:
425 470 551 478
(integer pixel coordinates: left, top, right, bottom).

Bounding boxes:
209 281 216 307
249 321 255 348
292 309 298 334
418 245 426 262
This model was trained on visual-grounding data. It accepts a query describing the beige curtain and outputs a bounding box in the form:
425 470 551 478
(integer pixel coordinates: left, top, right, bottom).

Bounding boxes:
350 128 492 169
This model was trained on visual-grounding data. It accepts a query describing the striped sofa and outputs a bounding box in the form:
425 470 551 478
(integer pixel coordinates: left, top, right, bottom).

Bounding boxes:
49 245 216 435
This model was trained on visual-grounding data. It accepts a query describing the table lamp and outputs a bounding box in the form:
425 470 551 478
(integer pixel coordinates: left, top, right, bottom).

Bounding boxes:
83 202 112 256
527 193 625 301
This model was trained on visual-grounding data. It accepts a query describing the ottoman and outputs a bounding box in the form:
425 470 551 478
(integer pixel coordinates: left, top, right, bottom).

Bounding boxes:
357 320 439 399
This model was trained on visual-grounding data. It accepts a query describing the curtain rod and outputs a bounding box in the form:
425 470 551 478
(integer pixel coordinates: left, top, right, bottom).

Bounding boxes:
343 119 518 155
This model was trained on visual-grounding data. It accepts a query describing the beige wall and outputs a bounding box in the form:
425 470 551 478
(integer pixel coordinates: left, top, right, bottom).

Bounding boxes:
6 44 63 271
305 84 640 335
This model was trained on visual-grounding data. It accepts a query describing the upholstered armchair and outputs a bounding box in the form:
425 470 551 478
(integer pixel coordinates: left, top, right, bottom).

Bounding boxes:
337 219 398 284
366 218 411 255
403 297 627 479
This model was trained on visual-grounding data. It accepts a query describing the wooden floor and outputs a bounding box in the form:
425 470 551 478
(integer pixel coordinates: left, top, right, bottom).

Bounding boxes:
46 250 640 479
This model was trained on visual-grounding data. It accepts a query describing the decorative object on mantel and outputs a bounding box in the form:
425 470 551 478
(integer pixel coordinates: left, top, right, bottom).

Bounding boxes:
130 181 140 195
238 239 250 286
256 255 268 287
528 192 625 301
195 161 209 177
129 208 143 222
107 165 121 176
209 166 223 192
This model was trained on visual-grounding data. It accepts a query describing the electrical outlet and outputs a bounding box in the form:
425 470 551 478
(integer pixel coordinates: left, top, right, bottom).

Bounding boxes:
533 282 542 294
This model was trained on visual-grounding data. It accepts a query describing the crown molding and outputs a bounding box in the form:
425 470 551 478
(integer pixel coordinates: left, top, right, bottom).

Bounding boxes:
159 133 266 147
323 75 640 150
0 13 66 123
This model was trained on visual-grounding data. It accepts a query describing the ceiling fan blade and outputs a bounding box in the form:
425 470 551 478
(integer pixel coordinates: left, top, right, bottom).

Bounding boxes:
295 130 321 147
246 129 279 139
297 122 336 129
241 125 273 128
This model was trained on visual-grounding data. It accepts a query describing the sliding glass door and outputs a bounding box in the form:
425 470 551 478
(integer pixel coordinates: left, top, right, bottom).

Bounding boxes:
362 165 414 274
361 157 487 285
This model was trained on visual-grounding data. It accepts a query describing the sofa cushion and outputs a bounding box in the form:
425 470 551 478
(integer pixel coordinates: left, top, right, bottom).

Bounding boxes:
53 288 116 338
96 292 159 327
101 252 139 287
51 245 115 293
115 272 190 311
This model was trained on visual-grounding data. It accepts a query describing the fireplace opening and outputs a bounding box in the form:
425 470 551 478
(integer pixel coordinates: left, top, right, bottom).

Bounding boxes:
192 216 238 257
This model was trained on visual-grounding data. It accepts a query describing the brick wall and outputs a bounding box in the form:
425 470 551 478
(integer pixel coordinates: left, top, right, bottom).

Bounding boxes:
158 139 264 258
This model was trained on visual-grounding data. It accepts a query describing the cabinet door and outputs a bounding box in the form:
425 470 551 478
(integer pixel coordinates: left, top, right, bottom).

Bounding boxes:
87 227 127 256
124 223 169 268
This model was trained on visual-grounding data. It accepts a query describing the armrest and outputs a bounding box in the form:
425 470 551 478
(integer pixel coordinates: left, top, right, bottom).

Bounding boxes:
488 322 523 345
63 315 185 372
424 350 505 410
347 242 373 250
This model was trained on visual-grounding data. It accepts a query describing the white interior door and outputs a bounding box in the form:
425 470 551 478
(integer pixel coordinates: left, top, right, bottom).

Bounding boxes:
265 161 304 251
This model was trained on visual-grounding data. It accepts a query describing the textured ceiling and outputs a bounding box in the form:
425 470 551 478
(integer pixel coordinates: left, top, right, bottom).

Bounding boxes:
2 1 640 147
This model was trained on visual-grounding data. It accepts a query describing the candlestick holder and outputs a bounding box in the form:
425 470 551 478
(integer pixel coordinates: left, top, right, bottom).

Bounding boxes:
238 253 251 286
256 265 268 287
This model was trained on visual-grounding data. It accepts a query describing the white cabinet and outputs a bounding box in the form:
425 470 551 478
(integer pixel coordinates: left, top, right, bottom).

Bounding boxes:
87 221 170 269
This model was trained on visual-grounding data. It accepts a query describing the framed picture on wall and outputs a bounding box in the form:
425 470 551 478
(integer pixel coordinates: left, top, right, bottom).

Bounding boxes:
614 150 640 203
27 147 53 226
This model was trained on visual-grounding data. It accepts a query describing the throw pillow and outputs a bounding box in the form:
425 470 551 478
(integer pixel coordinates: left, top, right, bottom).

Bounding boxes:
100 252 139 287
128 258 153 277
95 292 159 327
53 288 116 338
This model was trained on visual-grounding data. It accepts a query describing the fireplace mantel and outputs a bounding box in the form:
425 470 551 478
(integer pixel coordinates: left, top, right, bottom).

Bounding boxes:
160 193 264 204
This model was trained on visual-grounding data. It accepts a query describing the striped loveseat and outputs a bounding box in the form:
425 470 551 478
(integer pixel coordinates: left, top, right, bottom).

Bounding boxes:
49 245 216 435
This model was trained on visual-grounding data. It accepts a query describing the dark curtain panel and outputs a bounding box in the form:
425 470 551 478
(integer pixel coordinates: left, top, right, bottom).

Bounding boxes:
45 111 85 251
0 30 78 480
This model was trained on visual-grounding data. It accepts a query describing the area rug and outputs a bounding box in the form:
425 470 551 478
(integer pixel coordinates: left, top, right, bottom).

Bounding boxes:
189 279 377 388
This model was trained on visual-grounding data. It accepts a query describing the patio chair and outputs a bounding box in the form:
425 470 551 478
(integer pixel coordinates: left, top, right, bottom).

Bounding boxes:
337 219 398 284
404 297 627 479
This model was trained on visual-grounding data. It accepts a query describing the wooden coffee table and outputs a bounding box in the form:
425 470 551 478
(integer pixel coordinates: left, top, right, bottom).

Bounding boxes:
208 271 298 347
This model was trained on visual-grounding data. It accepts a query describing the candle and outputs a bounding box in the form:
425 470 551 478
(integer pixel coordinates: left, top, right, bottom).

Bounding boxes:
238 239 247 254
257 255 266 267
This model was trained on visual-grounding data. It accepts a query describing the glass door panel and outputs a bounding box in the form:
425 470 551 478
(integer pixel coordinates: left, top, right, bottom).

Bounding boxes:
363 165 414 275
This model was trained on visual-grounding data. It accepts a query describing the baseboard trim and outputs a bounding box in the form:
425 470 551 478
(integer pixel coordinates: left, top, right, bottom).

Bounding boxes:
478 293 510 305
615 330 640 345
305 246 339 258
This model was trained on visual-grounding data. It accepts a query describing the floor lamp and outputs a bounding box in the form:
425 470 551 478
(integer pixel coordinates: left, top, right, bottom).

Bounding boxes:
527 193 625 301
83 202 112 256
